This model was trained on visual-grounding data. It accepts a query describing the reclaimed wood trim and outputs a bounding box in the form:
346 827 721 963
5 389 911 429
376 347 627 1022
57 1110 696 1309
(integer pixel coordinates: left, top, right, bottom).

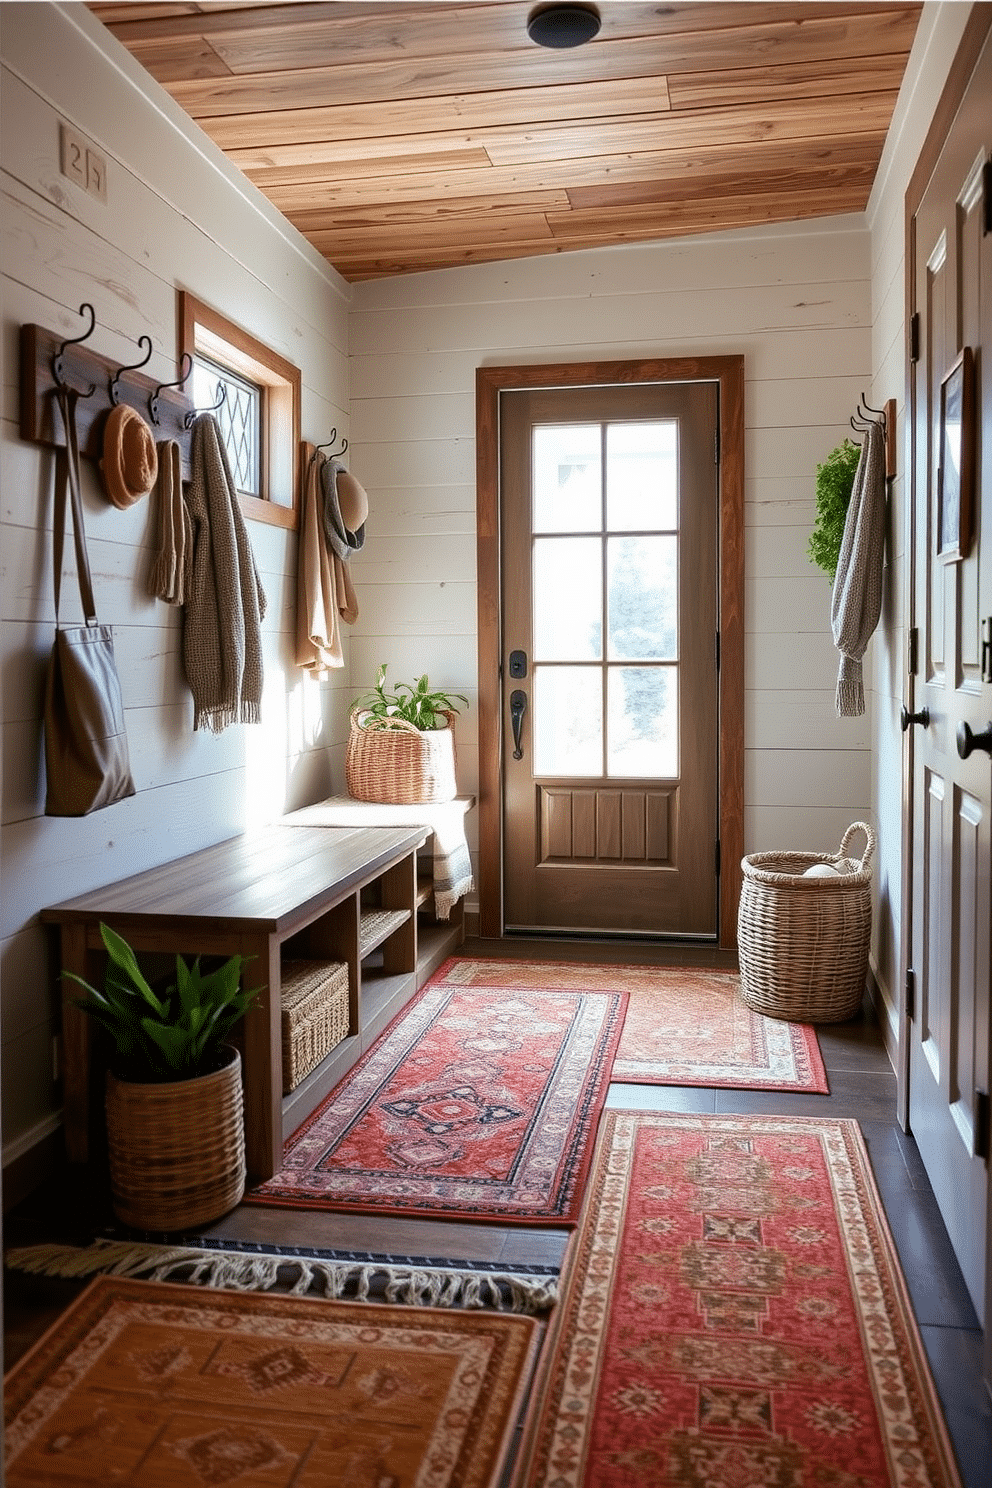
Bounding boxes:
179 290 301 530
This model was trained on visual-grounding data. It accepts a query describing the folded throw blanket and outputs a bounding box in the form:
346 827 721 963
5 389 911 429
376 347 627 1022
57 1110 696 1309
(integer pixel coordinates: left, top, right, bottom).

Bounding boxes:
182 414 267 732
287 796 474 920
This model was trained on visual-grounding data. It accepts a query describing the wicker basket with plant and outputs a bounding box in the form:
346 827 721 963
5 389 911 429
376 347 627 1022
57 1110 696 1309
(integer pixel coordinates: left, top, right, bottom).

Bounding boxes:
346 664 469 804
65 922 261 1231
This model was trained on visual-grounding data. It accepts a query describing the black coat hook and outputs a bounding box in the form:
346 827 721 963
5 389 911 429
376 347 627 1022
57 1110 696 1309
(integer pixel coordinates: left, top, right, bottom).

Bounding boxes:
858 394 886 423
313 428 349 458
183 381 227 430
52 302 97 395
149 352 193 425
109 334 153 405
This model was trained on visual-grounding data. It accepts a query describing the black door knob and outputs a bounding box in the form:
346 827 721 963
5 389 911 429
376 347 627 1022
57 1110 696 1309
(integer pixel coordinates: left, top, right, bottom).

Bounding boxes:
957 721 992 758
901 705 930 731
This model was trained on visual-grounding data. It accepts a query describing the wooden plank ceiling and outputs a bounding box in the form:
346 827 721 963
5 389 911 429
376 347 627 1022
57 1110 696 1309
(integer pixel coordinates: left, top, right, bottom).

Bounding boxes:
87 1 922 282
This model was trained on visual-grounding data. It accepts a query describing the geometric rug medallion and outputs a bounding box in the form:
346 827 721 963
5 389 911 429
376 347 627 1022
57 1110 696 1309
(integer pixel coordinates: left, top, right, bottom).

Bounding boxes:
3 1276 541 1488
245 959 626 1225
516 1111 963 1487
434 959 828 1092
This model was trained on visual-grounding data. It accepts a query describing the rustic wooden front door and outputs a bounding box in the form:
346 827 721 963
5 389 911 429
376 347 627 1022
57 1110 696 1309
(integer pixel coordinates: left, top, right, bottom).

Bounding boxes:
905 21 992 1351
499 379 720 937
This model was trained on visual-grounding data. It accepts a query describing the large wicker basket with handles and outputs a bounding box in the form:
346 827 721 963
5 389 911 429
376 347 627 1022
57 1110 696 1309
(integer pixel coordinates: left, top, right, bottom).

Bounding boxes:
737 822 875 1024
346 708 457 804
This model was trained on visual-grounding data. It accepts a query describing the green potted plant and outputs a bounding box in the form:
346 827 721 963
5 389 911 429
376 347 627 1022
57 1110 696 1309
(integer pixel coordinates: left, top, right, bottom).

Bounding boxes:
65 922 261 1232
347 664 469 803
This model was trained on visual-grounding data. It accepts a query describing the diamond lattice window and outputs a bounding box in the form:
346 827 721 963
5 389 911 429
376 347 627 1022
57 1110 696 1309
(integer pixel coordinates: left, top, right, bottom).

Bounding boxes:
180 292 301 530
192 357 260 496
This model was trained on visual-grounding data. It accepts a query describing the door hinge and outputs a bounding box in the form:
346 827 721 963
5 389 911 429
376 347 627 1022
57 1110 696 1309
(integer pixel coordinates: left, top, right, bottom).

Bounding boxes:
715 839 721 877
975 1089 990 1162
983 158 992 236
905 966 915 1021
908 626 919 678
910 312 920 363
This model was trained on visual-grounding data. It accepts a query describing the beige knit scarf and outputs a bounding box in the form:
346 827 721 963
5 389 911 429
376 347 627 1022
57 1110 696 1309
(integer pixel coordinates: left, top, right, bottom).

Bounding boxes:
182 415 267 732
148 439 191 605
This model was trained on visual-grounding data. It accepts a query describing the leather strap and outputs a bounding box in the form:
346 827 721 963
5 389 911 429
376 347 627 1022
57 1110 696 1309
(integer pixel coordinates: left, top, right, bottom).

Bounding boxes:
53 384 98 626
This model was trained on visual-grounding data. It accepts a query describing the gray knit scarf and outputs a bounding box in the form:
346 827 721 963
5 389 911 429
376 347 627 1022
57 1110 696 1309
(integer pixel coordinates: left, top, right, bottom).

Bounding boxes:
831 418 886 717
182 415 267 732
320 457 366 560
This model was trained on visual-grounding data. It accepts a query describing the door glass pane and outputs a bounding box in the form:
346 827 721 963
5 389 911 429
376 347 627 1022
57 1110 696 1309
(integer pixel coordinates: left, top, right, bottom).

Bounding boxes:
607 536 677 659
534 666 602 775
608 666 677 777
534 537 602 660
607 421 677 531
533 425 601 532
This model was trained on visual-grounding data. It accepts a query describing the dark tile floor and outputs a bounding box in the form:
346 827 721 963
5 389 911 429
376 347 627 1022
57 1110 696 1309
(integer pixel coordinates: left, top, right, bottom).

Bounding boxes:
4 940 991 1486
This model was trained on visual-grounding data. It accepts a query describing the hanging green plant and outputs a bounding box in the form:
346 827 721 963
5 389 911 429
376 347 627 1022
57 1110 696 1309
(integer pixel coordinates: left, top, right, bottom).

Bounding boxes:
807 437 862 581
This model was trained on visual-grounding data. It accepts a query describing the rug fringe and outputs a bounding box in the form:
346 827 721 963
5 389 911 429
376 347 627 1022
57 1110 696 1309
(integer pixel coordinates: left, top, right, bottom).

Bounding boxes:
4 1240 558 1314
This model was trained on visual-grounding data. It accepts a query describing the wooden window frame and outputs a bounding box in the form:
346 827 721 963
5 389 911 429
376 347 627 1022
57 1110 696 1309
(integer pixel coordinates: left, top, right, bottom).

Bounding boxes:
180 291 301 530
476 356 745 948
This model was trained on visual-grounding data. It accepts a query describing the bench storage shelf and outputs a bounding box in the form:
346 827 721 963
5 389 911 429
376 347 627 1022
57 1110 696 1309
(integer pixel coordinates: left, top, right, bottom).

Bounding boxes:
41 823 443 1182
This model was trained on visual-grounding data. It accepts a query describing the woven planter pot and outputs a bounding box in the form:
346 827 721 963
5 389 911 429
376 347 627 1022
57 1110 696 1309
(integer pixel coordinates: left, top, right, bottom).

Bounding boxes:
346 708 457 803
105 1046 246 1231
737 822 875 1024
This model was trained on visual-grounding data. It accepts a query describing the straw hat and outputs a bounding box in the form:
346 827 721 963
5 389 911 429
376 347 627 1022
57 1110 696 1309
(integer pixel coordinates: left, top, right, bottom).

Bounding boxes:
100 404 158 509
335 469 369 534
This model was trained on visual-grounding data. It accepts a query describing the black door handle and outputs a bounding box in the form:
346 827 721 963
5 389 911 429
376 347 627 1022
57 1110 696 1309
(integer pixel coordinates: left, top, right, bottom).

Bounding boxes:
901 705 930 731
510 689 527 760
957 721 992 758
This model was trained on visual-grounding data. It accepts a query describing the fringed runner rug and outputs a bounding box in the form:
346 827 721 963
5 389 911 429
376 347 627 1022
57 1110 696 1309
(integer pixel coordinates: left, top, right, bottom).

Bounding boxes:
246 959 626 1224
517 1112 963 1488
5 1236 558 1313
437 959 827 1092
3 1276 539 1488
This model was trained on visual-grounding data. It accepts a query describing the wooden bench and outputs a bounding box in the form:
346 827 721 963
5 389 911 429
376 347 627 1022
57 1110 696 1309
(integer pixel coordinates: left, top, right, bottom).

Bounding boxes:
42 823 429 1181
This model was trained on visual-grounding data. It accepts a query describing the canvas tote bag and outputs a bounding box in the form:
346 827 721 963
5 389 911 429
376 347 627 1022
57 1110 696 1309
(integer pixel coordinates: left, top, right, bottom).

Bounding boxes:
44 384 136 815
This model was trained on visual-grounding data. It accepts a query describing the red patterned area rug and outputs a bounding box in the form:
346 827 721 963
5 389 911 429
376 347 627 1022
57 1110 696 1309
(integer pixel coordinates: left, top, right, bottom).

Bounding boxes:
438 960 827 1092
246 959 626 1225
518 1111 963 1488
3 1276 539 1488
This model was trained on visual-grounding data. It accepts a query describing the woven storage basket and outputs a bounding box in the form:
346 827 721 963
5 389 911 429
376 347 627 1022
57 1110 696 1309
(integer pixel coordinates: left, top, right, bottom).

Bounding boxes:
105 1047 245 1231
281 959 349 1093
346 708 457 804
737 822 875 1024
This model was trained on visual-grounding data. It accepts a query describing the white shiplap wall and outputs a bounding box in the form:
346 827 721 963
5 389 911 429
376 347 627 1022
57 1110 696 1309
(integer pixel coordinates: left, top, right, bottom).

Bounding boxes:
348 220 877 905
0 4 353 1164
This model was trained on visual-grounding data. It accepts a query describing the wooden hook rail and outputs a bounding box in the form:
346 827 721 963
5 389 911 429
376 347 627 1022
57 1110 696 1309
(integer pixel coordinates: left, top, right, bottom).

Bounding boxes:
20 322 207 482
